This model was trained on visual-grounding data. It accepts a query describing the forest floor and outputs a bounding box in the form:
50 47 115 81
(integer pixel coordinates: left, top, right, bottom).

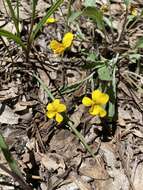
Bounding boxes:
0 0 143 190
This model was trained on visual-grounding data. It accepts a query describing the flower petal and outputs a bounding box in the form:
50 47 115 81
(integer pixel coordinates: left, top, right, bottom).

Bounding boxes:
57 104 66 112
46 103 54 111
92 90 109 105
52 99 60 107
130 6 137 16
82 97 93 107
50 40 65 54
99 107 107 117
55 113 63 123
99 93 109 105
89 105 107 117
92 90 102 102
46 17 57 24
46 111 56 119
89 105 100 116
62 32 74 48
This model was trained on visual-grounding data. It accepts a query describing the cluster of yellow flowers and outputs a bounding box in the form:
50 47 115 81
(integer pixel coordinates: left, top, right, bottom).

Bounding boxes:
45 17 74 54
45 19 109 123
46 90 109 124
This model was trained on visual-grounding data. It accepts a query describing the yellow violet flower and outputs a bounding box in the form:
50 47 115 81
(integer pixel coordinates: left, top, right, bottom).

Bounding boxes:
82 90 109 117
50 32 74 54
100 4 109 13
46 99 66 123
130 6 138 17
46 17 57 24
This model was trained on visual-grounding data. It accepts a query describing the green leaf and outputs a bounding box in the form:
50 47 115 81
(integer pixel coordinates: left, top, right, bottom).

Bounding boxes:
83 0 96 7
140 9 143 16
82 62 104 69
67 121 97 160
103 17 112 28
30 0 64 42
129 53 141 63
5 0 20 35
32 0 38 20
33 74 54 101
0 29 26 50
83 7 104 30
76 24 85 39
86 53 98 62
124 0 132 6
97 65 112 81
135 37 143 49
60 73 94 94
0 133 22 177
108 101 115 118
68 11 82 23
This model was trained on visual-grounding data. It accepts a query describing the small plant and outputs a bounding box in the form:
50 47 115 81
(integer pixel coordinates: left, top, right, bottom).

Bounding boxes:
0 0 64 60
0 0 142 188
35 74 109 160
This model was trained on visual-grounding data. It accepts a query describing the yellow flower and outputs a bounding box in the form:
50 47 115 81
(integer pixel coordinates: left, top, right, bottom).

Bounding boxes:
82 90 109 117
100 4 109 13
46 99 66 123
130 6 137 16
46 17 57 24
50 32 74 54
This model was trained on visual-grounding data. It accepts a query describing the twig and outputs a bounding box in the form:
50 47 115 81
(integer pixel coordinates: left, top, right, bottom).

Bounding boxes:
116 5 129 45
0 36 14 64
0 164 32 190
117 147 136 190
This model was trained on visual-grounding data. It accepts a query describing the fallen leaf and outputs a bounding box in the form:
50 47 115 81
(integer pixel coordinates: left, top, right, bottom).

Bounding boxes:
133 162 143 190
41 153 65 175
0 103 19 124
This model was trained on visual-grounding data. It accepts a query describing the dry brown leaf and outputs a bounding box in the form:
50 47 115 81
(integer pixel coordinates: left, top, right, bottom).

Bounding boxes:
79 157 108 179
133 162 143 190
131 129 143 138
70 104 85 128
0 103 19 124
41 153 65 175
0 82 18 101
100 143 130 190
49 129 80 160
37 68 50 104
71 175 92 190
118 107 132 120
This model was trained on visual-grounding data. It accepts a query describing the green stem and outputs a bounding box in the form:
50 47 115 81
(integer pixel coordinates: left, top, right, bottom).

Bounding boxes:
26 0 38 61
33 73 55 100
0 133 22 178
67 121 97 160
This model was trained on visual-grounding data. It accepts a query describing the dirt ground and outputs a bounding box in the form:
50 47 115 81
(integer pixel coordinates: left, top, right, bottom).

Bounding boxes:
0 0 143 190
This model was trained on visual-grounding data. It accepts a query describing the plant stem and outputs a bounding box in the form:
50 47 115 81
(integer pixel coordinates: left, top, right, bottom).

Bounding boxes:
0 133 22 178
67 121 97 160
0 164 32 190
33 73 55 100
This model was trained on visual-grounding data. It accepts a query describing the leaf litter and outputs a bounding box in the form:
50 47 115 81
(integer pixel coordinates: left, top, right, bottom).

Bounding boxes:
0 0 143 190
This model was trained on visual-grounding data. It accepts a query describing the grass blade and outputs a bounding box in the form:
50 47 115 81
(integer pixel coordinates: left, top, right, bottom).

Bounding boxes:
0 133 22 177
30 0 64 42
33 74 54 100
4 0 20 35
0 29 26 51
0 133 32 190
67 121 97 160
